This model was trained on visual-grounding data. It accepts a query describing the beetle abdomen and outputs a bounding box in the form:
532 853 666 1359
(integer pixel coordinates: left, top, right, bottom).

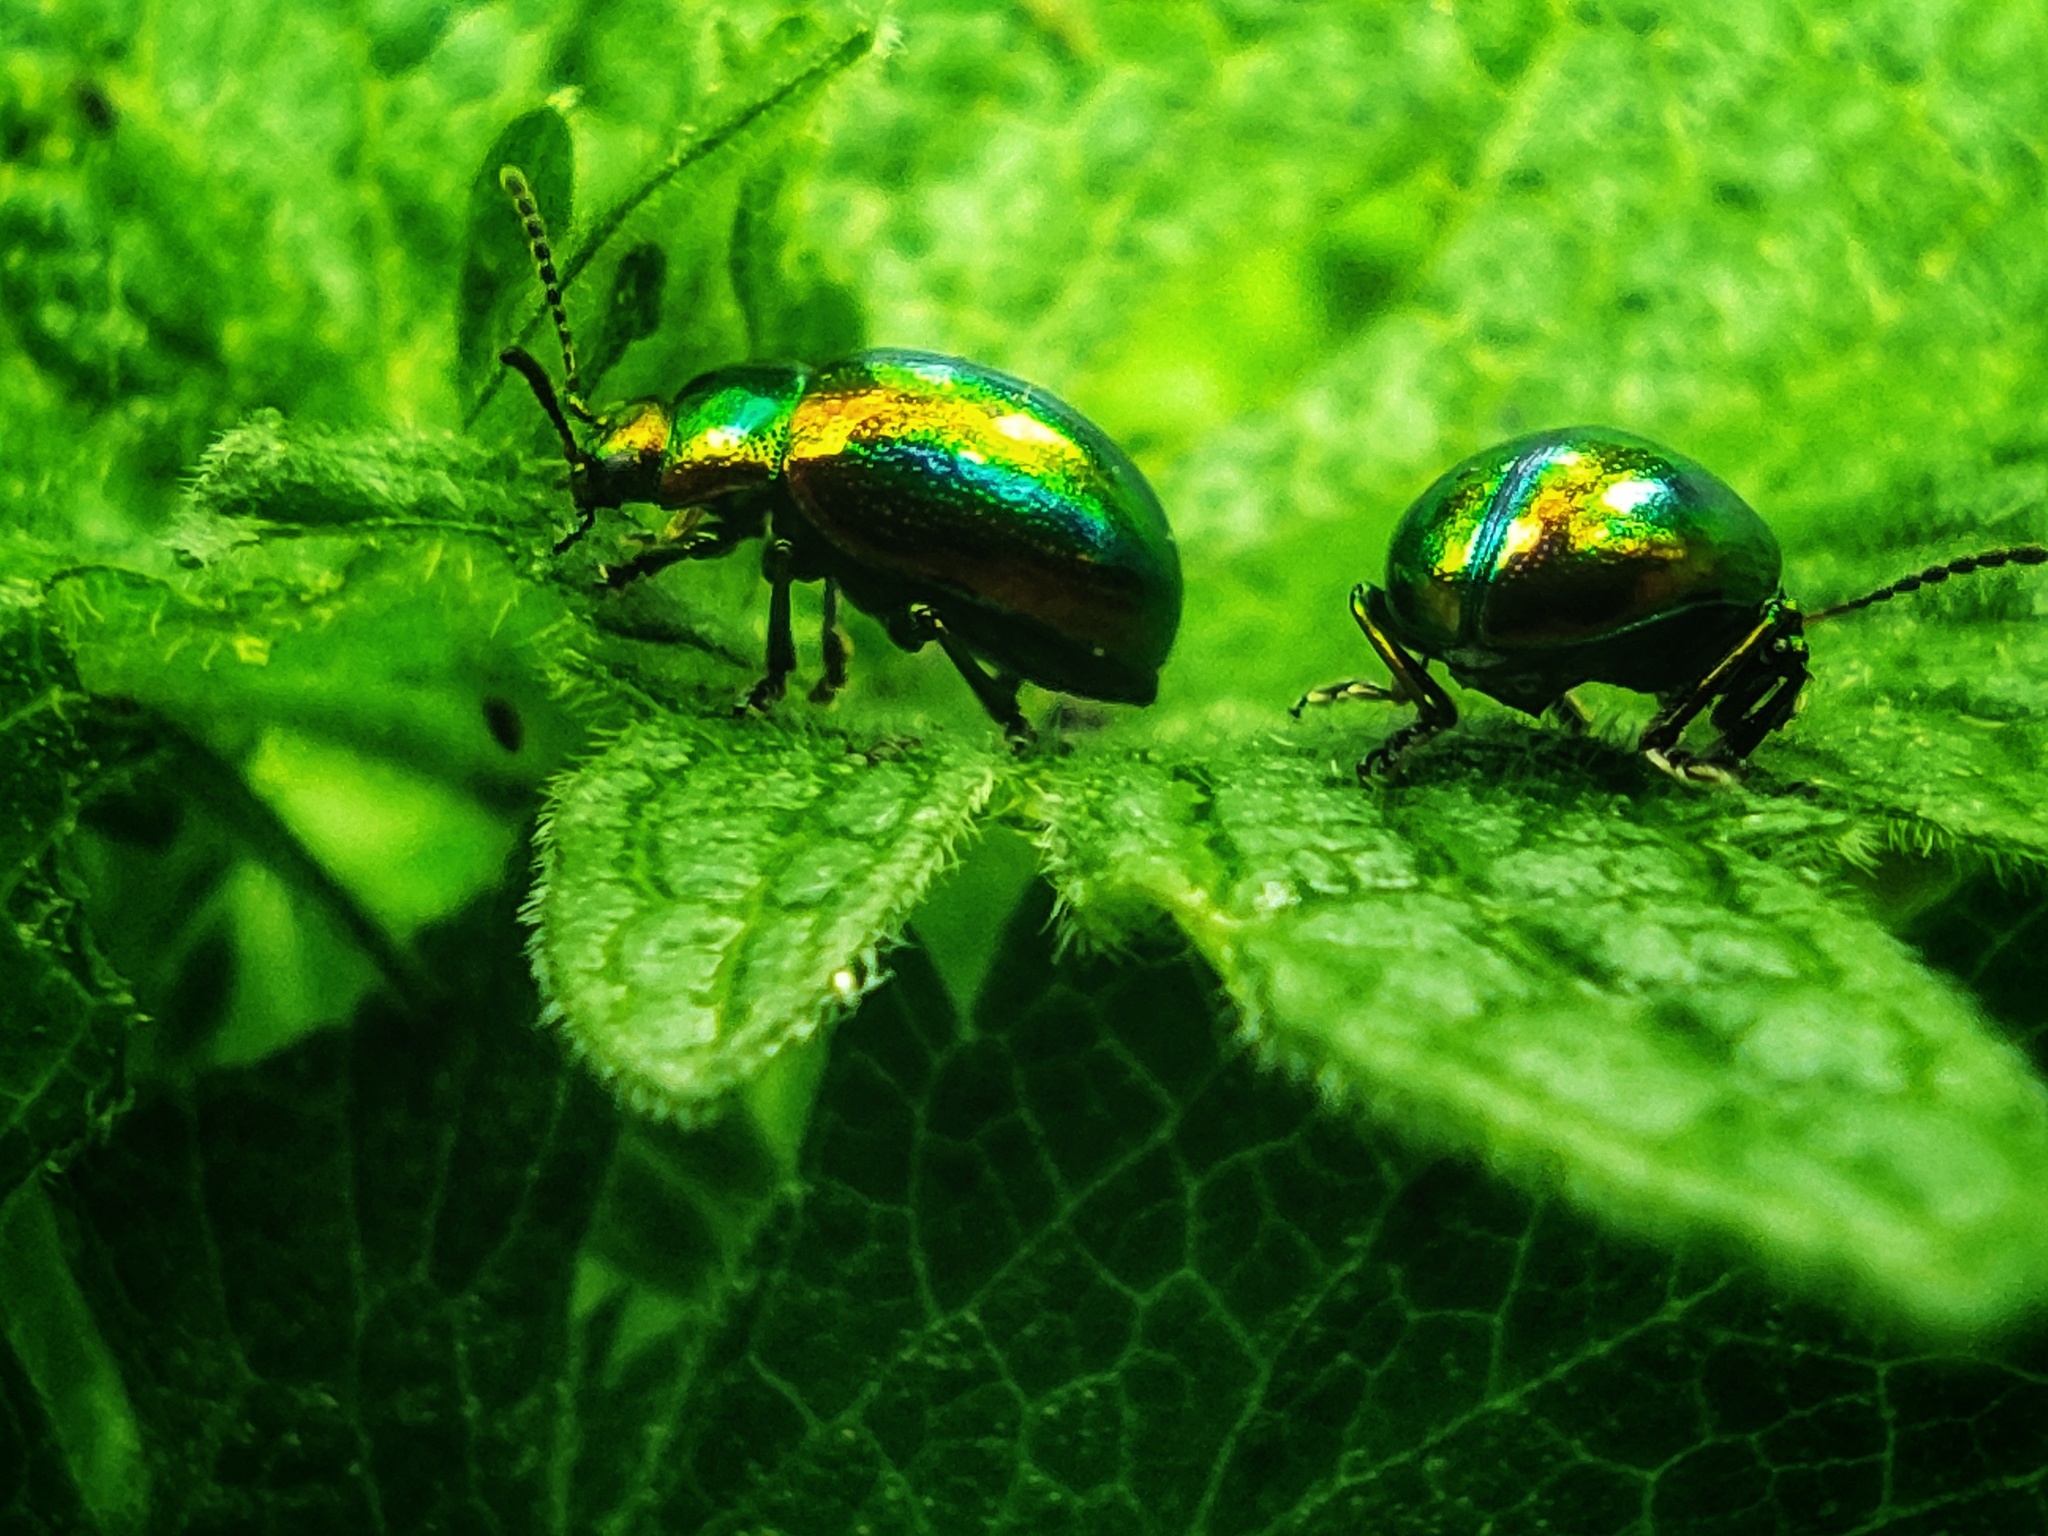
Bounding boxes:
784 350 1182 700
1383 427 1782 665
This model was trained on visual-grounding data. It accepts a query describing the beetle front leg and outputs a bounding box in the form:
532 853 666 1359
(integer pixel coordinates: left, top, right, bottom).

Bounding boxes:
738 538 799 715
597 512 749 589
552 502 599 556
1638 603 1805 783
809 578 852 705
1704 624 1808 764
1348 584 1456 781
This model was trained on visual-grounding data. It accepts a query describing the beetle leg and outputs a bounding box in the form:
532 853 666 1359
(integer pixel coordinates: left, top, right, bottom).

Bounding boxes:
933 628 1032 744
1289 678 1398 718
552 503 599 556
1638 604 1806 782
885 603 1032 742
809 578 852 704
599 542 693 589
597 516 746 589
1705 626 1808 762
738 539 799 715
1350 584 1456 781
1637 615 1771 778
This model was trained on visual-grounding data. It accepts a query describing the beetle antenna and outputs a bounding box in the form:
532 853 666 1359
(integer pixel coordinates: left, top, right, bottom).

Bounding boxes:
500 164 596 424
498 343 603 553
1806 544 2048 622
498 345 585 467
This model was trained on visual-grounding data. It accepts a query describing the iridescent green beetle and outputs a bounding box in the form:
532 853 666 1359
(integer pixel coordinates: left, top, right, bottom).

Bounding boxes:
496 170 1180 739
1295 426 2046 782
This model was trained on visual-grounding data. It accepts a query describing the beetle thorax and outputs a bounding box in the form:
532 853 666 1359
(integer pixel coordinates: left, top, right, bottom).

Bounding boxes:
652 363 810 509
582 401 672 507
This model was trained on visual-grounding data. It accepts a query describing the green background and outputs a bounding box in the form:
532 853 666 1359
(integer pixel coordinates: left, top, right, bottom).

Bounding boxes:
8 1 2048 1531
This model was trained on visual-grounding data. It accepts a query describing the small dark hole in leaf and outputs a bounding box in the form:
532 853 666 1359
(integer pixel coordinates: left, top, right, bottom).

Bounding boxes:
1712 180 1763 213
1317 250 1404 335
73 82 117 135
482 696 523 753
1617 290 1651 314
81 785 183 849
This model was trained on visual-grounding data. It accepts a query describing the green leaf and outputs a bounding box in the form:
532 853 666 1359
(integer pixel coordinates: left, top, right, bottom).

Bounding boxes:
0 1306 92 1536
1 0 874 542
177 411 567 549
168 412 761 718
0 1185 147 1536
49 537 583 793
16 894 2048 1533
21 1 2048 1527
532 716 999 1120
467 15 881 435
4 901 621 1534
0 595 91 889
1 879 132 1205
1768 459 2048 866
1030 728 2048 1339
618 889 2048 1533
0 595 134 1200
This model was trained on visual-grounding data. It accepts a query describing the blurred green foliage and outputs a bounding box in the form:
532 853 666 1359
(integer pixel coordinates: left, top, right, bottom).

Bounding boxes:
8 0 2048 1531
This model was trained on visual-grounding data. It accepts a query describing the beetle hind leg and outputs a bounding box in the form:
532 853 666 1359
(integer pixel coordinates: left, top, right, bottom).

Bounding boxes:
936 630 1031 745
889 604 1033 743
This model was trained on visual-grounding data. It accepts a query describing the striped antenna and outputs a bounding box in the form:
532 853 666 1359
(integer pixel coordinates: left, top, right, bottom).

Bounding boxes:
499 165 594 423
1806 544 2048 622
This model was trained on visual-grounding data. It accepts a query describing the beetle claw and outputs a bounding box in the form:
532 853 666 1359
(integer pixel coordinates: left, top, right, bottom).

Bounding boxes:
1357 741 1408 782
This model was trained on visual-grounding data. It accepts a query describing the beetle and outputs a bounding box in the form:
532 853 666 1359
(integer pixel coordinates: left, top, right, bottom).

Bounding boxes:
493 168 1181 741
1293 425 2046 782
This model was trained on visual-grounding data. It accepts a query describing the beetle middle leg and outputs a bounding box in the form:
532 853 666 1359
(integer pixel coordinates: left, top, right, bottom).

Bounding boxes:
737 537 799 715
808 579 853 705
1346 584 1457 781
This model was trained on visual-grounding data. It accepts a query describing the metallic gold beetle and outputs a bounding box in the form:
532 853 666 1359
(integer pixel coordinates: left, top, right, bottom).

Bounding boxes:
1296 427 2045 782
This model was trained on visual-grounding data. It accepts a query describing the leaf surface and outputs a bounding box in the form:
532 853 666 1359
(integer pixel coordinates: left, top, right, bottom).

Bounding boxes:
0 595 133 1200
1031 730 2048 1337
533 718 999 1119
632 891 2048 1535
4 902 619 1534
